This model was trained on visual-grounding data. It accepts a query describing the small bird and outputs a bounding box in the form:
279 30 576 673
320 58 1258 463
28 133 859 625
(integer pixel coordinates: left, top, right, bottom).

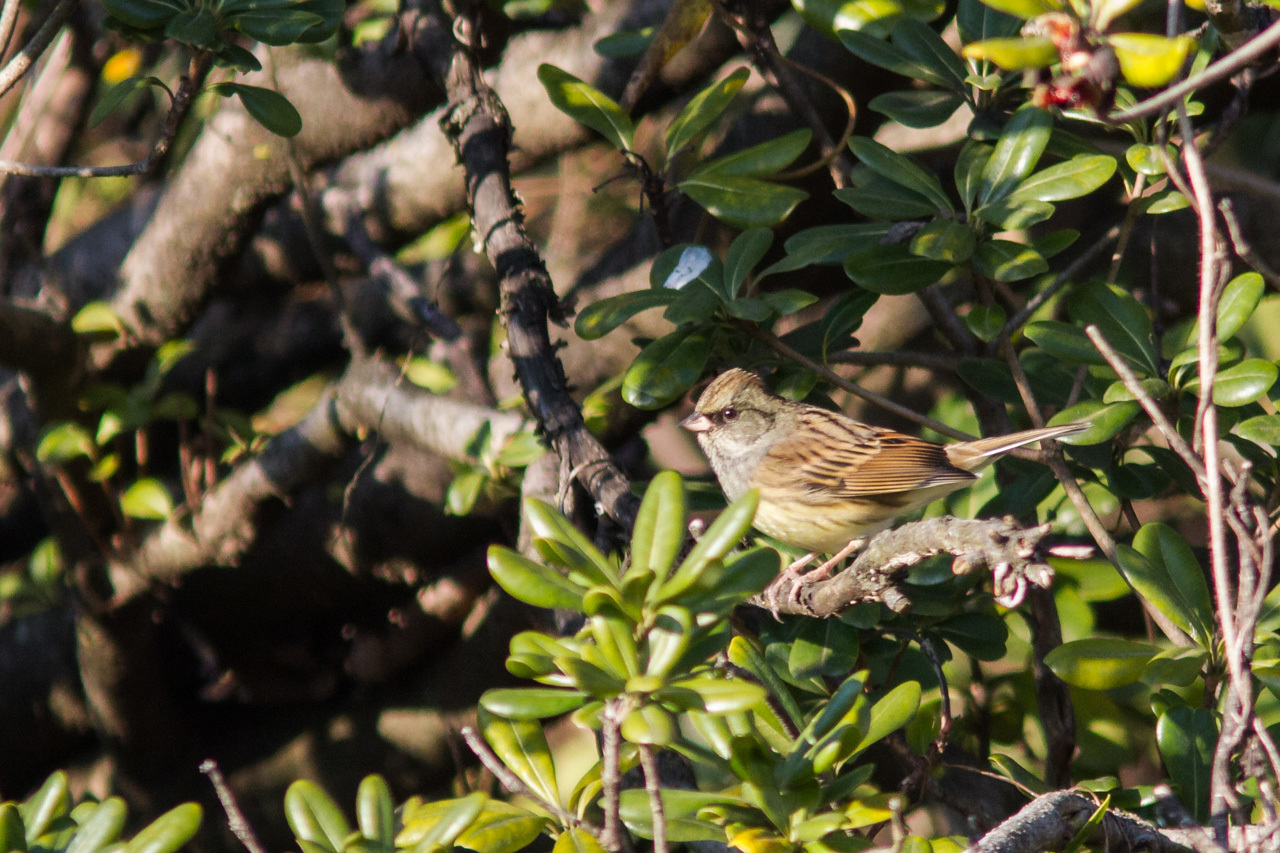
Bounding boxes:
680 368 1085 605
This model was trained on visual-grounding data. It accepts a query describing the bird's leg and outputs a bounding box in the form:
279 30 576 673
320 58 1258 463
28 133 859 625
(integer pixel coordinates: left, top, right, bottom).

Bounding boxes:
805 537 866 583
764 552 817 620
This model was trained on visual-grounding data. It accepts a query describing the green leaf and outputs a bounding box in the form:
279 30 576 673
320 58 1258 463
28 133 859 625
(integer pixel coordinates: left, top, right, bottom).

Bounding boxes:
594 28 655 59
1208 359 1277 407
910 220 975 263
969 0 1060 18
165 5 216 46
1109 34 1194 88
400 794 487 853
666 67 749 155
954 140 991 212
669 675 767 713
847 137 951 211
37 423 95 465
724 228 774 298
355 776 394 851
854 681 921 754
478 708 560 805
644 605 693 677
630 470 686 584
965 305 1006 342
445 469 486 516
576 291 676 340
20 771 69 841
1009 155 1117 202
122 804 201 853
976 199 1055 229
973 239 1047 282
622 328 714 409
1125 143 1173 176
839 28 949 85
835 176 939 219
788 618 860 679
479 688 587 719
1216 272 1265 341
1156 706 1216 823
978 104 1052 206
679 175 808 229
1024 321 1105 365
891 19 969 92
962 36 1057 69
120 478 173 520
660 489 759 601
66 798 127 853
761 224 891 276
537 64 633 150
285 782 349 853
1146 189 1189 214
1129 527 1212 643
1235 414 1280 448
760 289 819 315
487 545 586 611
1068 280 1158 376
553 828 609 853
1142 647 1208 687
956 0 1022 41
1043 637 1158 689
620 703 676 745
843 245 951 294
934 613 1008 660
868 90 963 128
102 0 181 30
221 83 302 137
1048 400 1141 444
454 802 547 853
689 129 811 179
618 790 732 842
0 804 25 853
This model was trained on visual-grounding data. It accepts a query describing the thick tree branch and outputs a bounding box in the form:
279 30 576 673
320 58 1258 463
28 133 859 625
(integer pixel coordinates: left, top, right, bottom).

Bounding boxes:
966 791 1190 853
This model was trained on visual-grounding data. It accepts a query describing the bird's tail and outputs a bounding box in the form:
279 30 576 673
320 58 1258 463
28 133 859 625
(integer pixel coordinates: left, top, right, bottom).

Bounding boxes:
945 423 1087 471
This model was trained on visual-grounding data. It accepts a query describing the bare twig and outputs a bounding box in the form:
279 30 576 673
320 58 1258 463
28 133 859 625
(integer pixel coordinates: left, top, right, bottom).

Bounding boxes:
0 0 74 99
600 699 626 853
638 745 668 853
199 759 269 853
998 225 1121 341
827 349 961 371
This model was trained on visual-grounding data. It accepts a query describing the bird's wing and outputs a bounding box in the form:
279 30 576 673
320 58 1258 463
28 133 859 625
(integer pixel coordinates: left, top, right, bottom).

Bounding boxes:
757 412 976 499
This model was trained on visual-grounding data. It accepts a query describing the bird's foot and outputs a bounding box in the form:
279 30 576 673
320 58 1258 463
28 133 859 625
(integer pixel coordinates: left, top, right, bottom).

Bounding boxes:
763 539 866 618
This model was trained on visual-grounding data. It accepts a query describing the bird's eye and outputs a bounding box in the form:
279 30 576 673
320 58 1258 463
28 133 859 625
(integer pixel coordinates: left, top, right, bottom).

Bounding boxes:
720 407 738 423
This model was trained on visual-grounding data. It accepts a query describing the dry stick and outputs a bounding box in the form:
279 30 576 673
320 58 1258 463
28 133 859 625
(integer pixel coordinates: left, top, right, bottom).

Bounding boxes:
458 727 601 835
0 48 210 177
997 225 1121 341
199 759 269 853
637 746 668 853
742 324 973 441
0 0 74 98
1107 17 1280 125
827 349 961 371
0 0 20 59
600 700 626 853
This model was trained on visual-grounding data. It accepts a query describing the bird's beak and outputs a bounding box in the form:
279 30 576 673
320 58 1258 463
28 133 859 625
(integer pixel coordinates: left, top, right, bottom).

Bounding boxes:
680 412 713 433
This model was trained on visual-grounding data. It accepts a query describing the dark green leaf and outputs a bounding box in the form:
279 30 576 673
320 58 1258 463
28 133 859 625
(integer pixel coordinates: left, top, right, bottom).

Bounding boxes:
835 176 939 219
1048 400 1141 444
1068 280 1159 376
847 137 952 211
666 67 750 155
1128 528 1212 644
1009 155 1117 202
891 19 969 92
868 90 963 128
978 104 1052 206
760 289 819 315
537 64 633 150
973 239 1047 282
575 290 676 340
977 198 1055 229
910 219 975 262
1043 637 1157 689
593 28 655 59
164 6 216 46
622 328 714 409
689 129 812 179
954 140 991 211
724 228 774 298
760 224 892 276
789 618 860 679
956 0 1022 42
680 176 808 229
223 83 301 137
1023 321 1105 365
102 0 181 30
843 244 951 294
934 613 1008 660
839 29 948 85
1156 706 1216 823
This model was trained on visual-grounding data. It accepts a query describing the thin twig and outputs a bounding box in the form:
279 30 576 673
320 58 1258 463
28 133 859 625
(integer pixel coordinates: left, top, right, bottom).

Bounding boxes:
0 0 74 99
458 727 601 834
998 225 1121 340
199 759 269 853
637 746 668 853
827 349 961 371
0 0 21 58
600 700 625 853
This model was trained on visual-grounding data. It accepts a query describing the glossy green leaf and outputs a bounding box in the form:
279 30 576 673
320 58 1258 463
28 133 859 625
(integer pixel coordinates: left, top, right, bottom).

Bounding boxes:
854 681 920 754
670 676 767 713
935 613 1008 661
285 782 349 853
659 489 758 601
590 614 640 678
1109 34 1194 88
575 291 676 340
760 224 891 276
1142 647 1208 687
593 29 655 58
221 84 302 137
690 129 812 179
788 617 860 679
910 219 975 263
537 64 634 150
1209 359 1277 407
977 198 1055 229
1068 280 1159 376
843 245 951 294
848 137 952 211
0 804 25 853
1023 321 1105 365
680 175 809 229
102 0 179 29
479 688 588 719
355 776 394 850
973 239 1047 282
1129 527 1212 644
1235 414 1280 448
487 545 586 611
620 702 676 745
835 176 940 219
400 794 487 853
618 789 731 841
453 802 548 853
66 798 126 853
962 35 1056 69
37 423 95 465
1146 189 1189 214
165 6 216 46
868 90 963 128
965 305 1006 341
1125 143 1173 176
120 478 174 520
989 754 1048 794
956 0 1023 39
1156 706 1216 823
644 605 693 676
19 771 69 841
1216 272 1265 340
478 708 560 805
630 470 686 583
839 29 949 85
122 804 201 853
1048 400 1141 444
1043 637 1157 689
553 827 609 853
760 289 819 315
724 228 774 298
978 105 1052 206
1102 377 1170 403
954 140 991 212
892 19 969 91
622 328 714 409
1009 155 1117 202
666 67 750 155
445 469 485 517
